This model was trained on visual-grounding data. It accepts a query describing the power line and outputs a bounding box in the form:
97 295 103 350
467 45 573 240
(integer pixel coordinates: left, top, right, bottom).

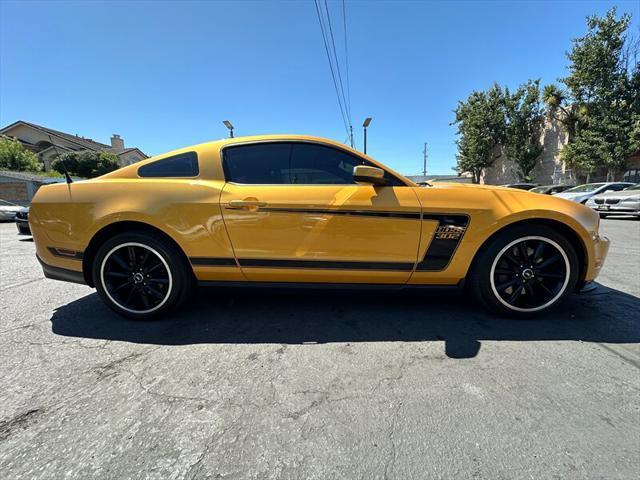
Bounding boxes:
342 0 351 118
313 0 350 137
324 0 351 125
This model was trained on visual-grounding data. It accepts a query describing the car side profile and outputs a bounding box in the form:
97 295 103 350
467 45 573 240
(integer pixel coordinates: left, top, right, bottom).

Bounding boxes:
553 182 634 204
29 135 609 319
529 185 574 195
501 183 539 191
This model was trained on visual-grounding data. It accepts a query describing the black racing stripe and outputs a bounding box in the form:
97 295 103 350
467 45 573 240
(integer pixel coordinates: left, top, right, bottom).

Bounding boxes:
190 257 238 266
190 211 468 272
416 214 470 271
47 247 83 260
253 207 422 220
239 258 414 271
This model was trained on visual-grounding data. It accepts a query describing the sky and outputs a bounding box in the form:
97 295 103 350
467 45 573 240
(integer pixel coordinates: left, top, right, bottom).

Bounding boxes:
1 0 638 176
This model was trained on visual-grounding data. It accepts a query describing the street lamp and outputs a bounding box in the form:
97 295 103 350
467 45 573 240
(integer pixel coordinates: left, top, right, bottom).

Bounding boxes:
362 117 372 154
223 120 234 138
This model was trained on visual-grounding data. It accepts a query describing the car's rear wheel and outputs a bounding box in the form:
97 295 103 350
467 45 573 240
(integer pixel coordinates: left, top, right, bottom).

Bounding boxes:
93 232 191 319
469 225 579 318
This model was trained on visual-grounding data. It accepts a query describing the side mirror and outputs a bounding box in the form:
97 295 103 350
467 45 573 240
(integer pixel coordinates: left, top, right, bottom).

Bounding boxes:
353 165 386 186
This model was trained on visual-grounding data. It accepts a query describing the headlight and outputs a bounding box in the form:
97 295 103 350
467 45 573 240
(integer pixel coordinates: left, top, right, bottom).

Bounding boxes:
585 198 597 205
621 195 640 202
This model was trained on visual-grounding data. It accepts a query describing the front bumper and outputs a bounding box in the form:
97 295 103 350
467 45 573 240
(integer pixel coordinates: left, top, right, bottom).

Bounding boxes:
587 234 610 282
15 219 30 235
589 201 640 215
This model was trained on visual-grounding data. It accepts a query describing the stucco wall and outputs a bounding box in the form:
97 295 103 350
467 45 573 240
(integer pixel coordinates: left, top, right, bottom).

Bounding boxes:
481 116 575 185
118 151 146 167
0 182 29 203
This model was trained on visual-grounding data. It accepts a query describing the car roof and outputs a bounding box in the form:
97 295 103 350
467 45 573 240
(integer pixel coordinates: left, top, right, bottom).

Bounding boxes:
101 134 418 186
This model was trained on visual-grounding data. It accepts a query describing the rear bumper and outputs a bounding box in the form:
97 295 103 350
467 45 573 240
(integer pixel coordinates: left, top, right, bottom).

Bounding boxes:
37 255 86 285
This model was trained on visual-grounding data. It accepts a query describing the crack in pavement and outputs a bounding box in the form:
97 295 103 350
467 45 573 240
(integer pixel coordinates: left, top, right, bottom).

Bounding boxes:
183 415 244 480
596 343 640 369
384 403 400 480
0 409 43 442
1 278 45 292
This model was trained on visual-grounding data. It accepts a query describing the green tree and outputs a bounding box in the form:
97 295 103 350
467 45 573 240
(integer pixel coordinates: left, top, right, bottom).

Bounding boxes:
52 150 119 178
504 80 545 182
453 84 506 183
0 137 42 172
545 8 639 180
542 84 583 142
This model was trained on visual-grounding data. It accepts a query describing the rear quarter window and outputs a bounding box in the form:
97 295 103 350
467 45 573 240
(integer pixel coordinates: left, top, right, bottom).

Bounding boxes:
138 152 199 178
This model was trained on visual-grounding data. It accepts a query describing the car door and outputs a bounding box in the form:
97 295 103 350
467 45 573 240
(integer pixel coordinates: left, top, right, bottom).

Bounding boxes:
219 141 422 284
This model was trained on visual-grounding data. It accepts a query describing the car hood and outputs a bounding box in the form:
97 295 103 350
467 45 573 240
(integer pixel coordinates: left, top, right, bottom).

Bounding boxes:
552 191 589 200
592 189 639 199
0 205 22 212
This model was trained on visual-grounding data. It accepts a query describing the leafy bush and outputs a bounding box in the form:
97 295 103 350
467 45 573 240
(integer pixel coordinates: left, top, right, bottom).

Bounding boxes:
51 150 120 178
0 137 41 172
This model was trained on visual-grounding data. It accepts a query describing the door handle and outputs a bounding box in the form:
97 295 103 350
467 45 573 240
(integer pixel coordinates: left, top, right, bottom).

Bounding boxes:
227 199 268 209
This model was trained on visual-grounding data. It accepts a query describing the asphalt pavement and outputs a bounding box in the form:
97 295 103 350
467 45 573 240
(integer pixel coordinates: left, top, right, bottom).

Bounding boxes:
0 218 639 479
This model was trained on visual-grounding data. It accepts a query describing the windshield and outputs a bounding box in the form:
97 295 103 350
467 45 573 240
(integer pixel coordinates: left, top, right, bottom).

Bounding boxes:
625 184 640 191
564 183 606 193
529 186 548 193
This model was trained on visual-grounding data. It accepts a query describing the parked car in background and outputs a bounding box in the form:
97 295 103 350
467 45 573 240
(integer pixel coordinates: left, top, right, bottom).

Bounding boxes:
553 182 634 204
586 184 640 218
529 185 574 195
15 207 30 234
501 183 539 190
0 199 22 221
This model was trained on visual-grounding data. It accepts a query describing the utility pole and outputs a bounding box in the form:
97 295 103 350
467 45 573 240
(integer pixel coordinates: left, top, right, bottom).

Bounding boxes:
349 125 354 148
422 142 428 177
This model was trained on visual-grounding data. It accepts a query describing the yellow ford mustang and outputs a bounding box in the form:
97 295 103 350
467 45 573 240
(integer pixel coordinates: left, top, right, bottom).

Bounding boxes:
30 135 609 319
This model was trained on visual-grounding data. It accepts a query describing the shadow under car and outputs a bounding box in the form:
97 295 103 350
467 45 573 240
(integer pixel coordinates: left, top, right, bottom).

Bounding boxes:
50 283 640 359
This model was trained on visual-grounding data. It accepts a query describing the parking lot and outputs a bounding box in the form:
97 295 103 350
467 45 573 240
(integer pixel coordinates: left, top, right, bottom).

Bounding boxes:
0 218 638 479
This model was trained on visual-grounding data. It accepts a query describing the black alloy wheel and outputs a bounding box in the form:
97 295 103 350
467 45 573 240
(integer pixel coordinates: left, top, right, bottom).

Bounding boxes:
93 232 192 319
468 224 579 318
490 236 570 313
101 242 172 314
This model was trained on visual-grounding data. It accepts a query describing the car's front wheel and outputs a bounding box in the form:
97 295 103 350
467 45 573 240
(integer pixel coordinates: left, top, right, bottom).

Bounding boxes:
469 225 579 318
93 232 192 319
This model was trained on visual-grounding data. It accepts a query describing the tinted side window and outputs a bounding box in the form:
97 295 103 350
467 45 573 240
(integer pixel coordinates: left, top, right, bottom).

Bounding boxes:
223 142 405 186
289 143 357 184
223 143 292 184
138 152 198 178
291 143 405 186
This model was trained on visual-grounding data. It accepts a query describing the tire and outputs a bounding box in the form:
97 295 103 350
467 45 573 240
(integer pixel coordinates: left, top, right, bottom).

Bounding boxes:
92 231 192 320
468 224 579 318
